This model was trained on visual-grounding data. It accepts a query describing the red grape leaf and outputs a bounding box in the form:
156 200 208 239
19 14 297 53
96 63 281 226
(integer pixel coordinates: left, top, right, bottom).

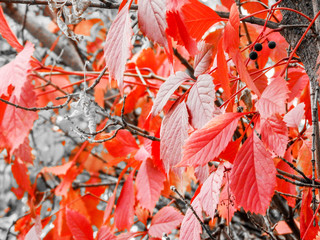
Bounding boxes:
148 206 183 238
217 38 231 98
187 74 215 129
194 41 213 77
199 163 224 218
166 8 198 56
104 129 139 157
0 42 37 154
287 69 309 102
283 102 305 128
260 114 288 157
178 112 246 167
138 0 168 48
160 101 189 174
66 208 93 240
97 226 117 240
230 132 276 214
12 158 33 196
180 197 202 240
300 188 319 240
115 170 135 231
255 77 289 119
104 1 133 93
181 0 221 41
136 158 166 212
151 71 192 116
0 6 23 52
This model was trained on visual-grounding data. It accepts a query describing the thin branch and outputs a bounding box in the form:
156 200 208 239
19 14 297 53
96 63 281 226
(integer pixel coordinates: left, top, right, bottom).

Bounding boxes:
173 48 195 78
72 181 119 189
0 95 71 111
280 157 311 182
170 186 216 240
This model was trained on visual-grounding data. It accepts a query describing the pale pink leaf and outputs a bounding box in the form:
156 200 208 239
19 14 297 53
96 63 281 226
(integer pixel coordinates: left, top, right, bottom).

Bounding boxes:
230 133 276 214
138 0 168 48
178 112 246 167
0 42 37 153
97 226 117 240
160 101 189 174
180 198 202 240
136 158 166 212
255 77 289 118
41 161 74 175
187 74 215 129
261 114 288 157
194 41 213 77
199 164 224 218
115 170 135 231
194 165 209 184
104 2 133 93
283 103 305 128
152 71 192 116
25 216 41 240
149 206 184 238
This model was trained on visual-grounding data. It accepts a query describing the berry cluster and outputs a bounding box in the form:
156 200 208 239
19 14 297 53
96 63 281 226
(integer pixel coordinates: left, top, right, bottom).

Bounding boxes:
249 41 276 60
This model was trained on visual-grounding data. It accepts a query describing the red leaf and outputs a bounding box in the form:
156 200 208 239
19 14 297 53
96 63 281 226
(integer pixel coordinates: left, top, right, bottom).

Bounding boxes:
151 71 192 116
199 164 224 218
194 165 209 184
216 38 231 98
136 158 166 212
0 42 37 154
0 6 23 52
115 170 135 231
41 161 74 175
255 77 289 118
260 114 288 157
148 206 183 238
97 226 116 240
66 208 94 240
223 4 239 54
194 41 214 77
180 198 202 240
166 9 198 56
230 132 276 214
103 1 133 93
287 69 309 102
300 189 319 240
178 112 246 167
104 130 139 157
138 0 168 48
25 216 41 240
13 137 33 164
187 74 215 129
12 158 33 196
283 103 305 128
181 0 221 41
160 101 189 174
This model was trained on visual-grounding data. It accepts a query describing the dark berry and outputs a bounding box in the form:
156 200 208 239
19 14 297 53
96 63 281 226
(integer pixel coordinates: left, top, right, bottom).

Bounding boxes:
249 51 258 60
254 43 263 51
268 41 276 49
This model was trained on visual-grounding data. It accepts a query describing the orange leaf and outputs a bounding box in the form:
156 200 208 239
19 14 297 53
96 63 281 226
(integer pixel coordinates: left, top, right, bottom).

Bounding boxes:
301 189 319 240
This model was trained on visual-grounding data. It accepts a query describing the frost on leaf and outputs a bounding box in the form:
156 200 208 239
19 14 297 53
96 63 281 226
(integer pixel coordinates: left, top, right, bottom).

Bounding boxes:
187 74 215 129
178 112 246 167
160 101 189 175
104 1 133 94
255 77 289 119
151 71 192 116
230 132 276 214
